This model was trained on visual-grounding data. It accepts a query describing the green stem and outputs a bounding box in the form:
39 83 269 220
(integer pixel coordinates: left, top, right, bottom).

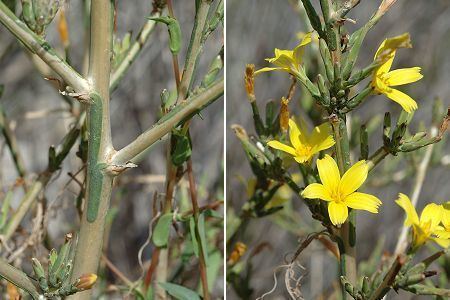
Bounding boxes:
0 104 27 179
112 79 223 165
331 115 356 297
1 174 50 241
69 1 113 299
0 1 89 92
110 10 160 92
1 114 84 243
187 159 210 300
0 258 40 299
367 146 389 172
177 0 212 101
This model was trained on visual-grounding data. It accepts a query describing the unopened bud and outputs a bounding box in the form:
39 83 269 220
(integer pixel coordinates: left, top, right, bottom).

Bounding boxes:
74 273 97 290
244 64 256 103
280 97 289 132
228 242 247 265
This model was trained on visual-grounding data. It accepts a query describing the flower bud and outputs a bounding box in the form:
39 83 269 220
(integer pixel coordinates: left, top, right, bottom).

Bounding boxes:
74 273 97 290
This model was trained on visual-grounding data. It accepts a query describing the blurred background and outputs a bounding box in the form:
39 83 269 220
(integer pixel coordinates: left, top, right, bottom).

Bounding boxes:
0 0 223 298
226 0 450 299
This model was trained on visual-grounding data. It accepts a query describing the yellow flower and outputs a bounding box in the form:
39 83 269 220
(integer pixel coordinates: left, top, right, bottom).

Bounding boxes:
301 155 382 226
267 119 335 164
435 202 450 240
371 35 423 114
255 33 312 76
395 194 449 249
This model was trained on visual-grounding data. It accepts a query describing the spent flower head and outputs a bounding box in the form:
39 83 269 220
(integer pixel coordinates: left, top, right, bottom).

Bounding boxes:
267 118 335 164
395 194 449 249
371 34 423 113
302 155 382 226
255 33 312 77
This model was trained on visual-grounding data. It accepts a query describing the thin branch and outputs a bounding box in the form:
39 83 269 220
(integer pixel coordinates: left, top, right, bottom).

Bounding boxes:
0 1 89 92
112 78 223 165
0 104 27 180
187 159 210 300
177 0 212 101
368 255 406 300
110 10 160 92
0 257 40 299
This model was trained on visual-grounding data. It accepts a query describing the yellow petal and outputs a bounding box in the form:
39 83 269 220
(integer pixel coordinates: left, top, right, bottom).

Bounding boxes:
317 155 340 193
301 183 333 201
288 119 302 149
385 88 418 113
385 67 423 86
432 237 450 249
344 192 382 213
442 203 450 230
420 203 442 232
339 160 368 197
376 52 395 75
308 122 335 152
254 67 287 75
328 202 348 226
434 229 450 239
395 193 419 227
267 141 297 156
293 32 312 65
294 155 311 164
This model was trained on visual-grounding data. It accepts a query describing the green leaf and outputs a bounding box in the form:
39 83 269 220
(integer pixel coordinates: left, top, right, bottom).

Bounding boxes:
189 217 199 257
198 212 208 264
158 282 201 300
171 131 192 166
152 213 173 247
203 209 223 219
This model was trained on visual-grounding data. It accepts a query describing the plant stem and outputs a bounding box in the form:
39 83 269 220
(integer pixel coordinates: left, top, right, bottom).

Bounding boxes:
69 1 113 299
1 174 49 241
112 79 223 165
178 0 212 101
167 0 181 91
368 255 405 300
0 104 27 180
154 163 178 299
0 258 40 299
331 115 356 298
187 159 210 300
0 1 89 92
367 146 389 172
110 10 160 92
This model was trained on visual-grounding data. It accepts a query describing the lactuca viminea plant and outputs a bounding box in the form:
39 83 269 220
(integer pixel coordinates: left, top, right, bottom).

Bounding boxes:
227 0 450 299
0 0 223 299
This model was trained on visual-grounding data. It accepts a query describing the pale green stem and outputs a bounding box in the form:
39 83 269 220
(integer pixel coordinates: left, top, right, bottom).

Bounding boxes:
177 0 212 101
69 1 113 299
331 115 356 296
112 79 224 165
0 1 89 92
1 114 85 243
0 104 27 179
110 11 160 92
1 174 49 241
0 258 40 299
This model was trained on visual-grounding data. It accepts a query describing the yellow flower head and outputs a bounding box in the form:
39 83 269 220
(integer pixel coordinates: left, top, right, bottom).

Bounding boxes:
395 194 449 249
371 34 423 114
302 155 382 226
435 202 450 240
255 33 312 76
267 119 335 164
